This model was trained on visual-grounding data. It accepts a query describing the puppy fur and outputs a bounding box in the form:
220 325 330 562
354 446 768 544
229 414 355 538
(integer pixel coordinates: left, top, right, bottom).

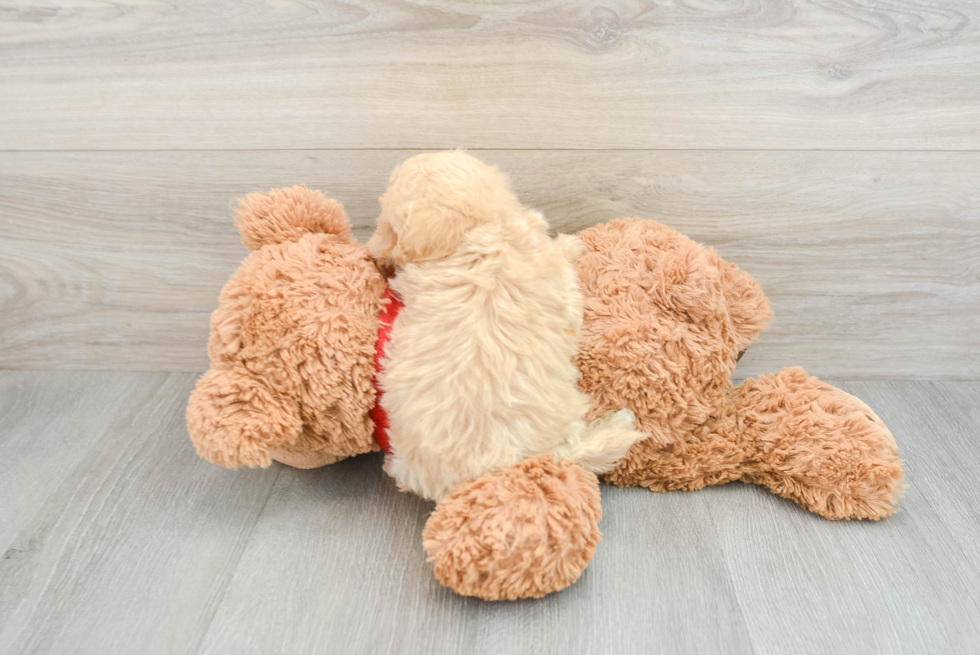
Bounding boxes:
367 151 645 501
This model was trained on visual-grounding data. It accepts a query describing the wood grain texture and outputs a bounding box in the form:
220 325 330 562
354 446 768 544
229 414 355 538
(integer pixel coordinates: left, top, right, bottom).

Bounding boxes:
0 372 281 655
845 381 980 579
196 459 757 655
1 0 979 150
1 149 977 377
2 372 979 654
0 372 150 546
700 379 980 654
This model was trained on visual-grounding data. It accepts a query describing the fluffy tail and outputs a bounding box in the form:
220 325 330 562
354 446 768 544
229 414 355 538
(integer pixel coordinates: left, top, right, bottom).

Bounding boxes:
235 184 352 250
554 409 647 474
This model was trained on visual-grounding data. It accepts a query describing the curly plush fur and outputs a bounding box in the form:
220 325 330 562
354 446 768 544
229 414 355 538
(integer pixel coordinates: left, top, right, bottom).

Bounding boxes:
574 218 903 518
187 186 385 469
423 454 602 600
605 367 904 519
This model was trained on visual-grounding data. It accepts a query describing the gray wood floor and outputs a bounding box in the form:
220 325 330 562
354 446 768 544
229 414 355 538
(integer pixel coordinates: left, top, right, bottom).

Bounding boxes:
1 371 978 655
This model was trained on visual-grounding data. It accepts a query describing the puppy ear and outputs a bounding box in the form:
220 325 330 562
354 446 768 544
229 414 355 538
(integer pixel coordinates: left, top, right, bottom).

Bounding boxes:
392 200 474 265
366 218 396 263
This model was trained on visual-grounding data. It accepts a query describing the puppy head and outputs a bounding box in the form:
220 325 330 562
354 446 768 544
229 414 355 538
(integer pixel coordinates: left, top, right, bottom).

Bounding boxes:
367 151 523 267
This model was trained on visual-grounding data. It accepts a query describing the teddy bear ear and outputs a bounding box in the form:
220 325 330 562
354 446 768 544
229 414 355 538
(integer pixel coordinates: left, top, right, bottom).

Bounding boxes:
235 185 351 250
391 199 473 265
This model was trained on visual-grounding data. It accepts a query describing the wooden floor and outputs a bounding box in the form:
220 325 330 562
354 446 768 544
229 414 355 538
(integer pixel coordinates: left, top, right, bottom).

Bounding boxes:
0 371 977 655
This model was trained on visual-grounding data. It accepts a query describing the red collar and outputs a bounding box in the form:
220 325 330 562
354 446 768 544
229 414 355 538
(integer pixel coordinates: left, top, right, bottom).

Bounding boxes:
370 284 402 454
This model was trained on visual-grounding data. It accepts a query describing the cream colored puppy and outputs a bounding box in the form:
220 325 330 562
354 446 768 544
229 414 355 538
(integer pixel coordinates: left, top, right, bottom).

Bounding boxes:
367 151 644 501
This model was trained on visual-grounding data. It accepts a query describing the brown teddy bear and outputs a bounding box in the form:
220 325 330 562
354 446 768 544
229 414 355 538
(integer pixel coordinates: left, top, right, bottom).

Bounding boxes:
187 157 903 602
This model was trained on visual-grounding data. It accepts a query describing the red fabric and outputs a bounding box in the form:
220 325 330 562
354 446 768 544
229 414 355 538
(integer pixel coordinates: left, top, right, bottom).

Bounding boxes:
371 284 403 455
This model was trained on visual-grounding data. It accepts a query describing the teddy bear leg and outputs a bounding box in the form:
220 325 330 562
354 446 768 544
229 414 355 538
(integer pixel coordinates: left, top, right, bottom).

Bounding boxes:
423 455 602 600
604 368 904 520
602 420 753 493
187 367 302 468
729 367 904 520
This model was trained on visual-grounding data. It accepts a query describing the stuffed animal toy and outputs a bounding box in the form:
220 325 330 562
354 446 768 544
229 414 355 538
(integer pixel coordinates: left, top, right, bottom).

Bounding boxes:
187 153 904 601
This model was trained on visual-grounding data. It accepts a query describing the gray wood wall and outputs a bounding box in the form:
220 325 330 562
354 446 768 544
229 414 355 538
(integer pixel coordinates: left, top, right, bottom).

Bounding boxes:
1 1 977 378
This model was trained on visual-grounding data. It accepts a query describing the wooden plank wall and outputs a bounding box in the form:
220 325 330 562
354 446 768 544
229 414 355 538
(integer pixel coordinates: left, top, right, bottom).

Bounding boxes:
1 1 977 378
